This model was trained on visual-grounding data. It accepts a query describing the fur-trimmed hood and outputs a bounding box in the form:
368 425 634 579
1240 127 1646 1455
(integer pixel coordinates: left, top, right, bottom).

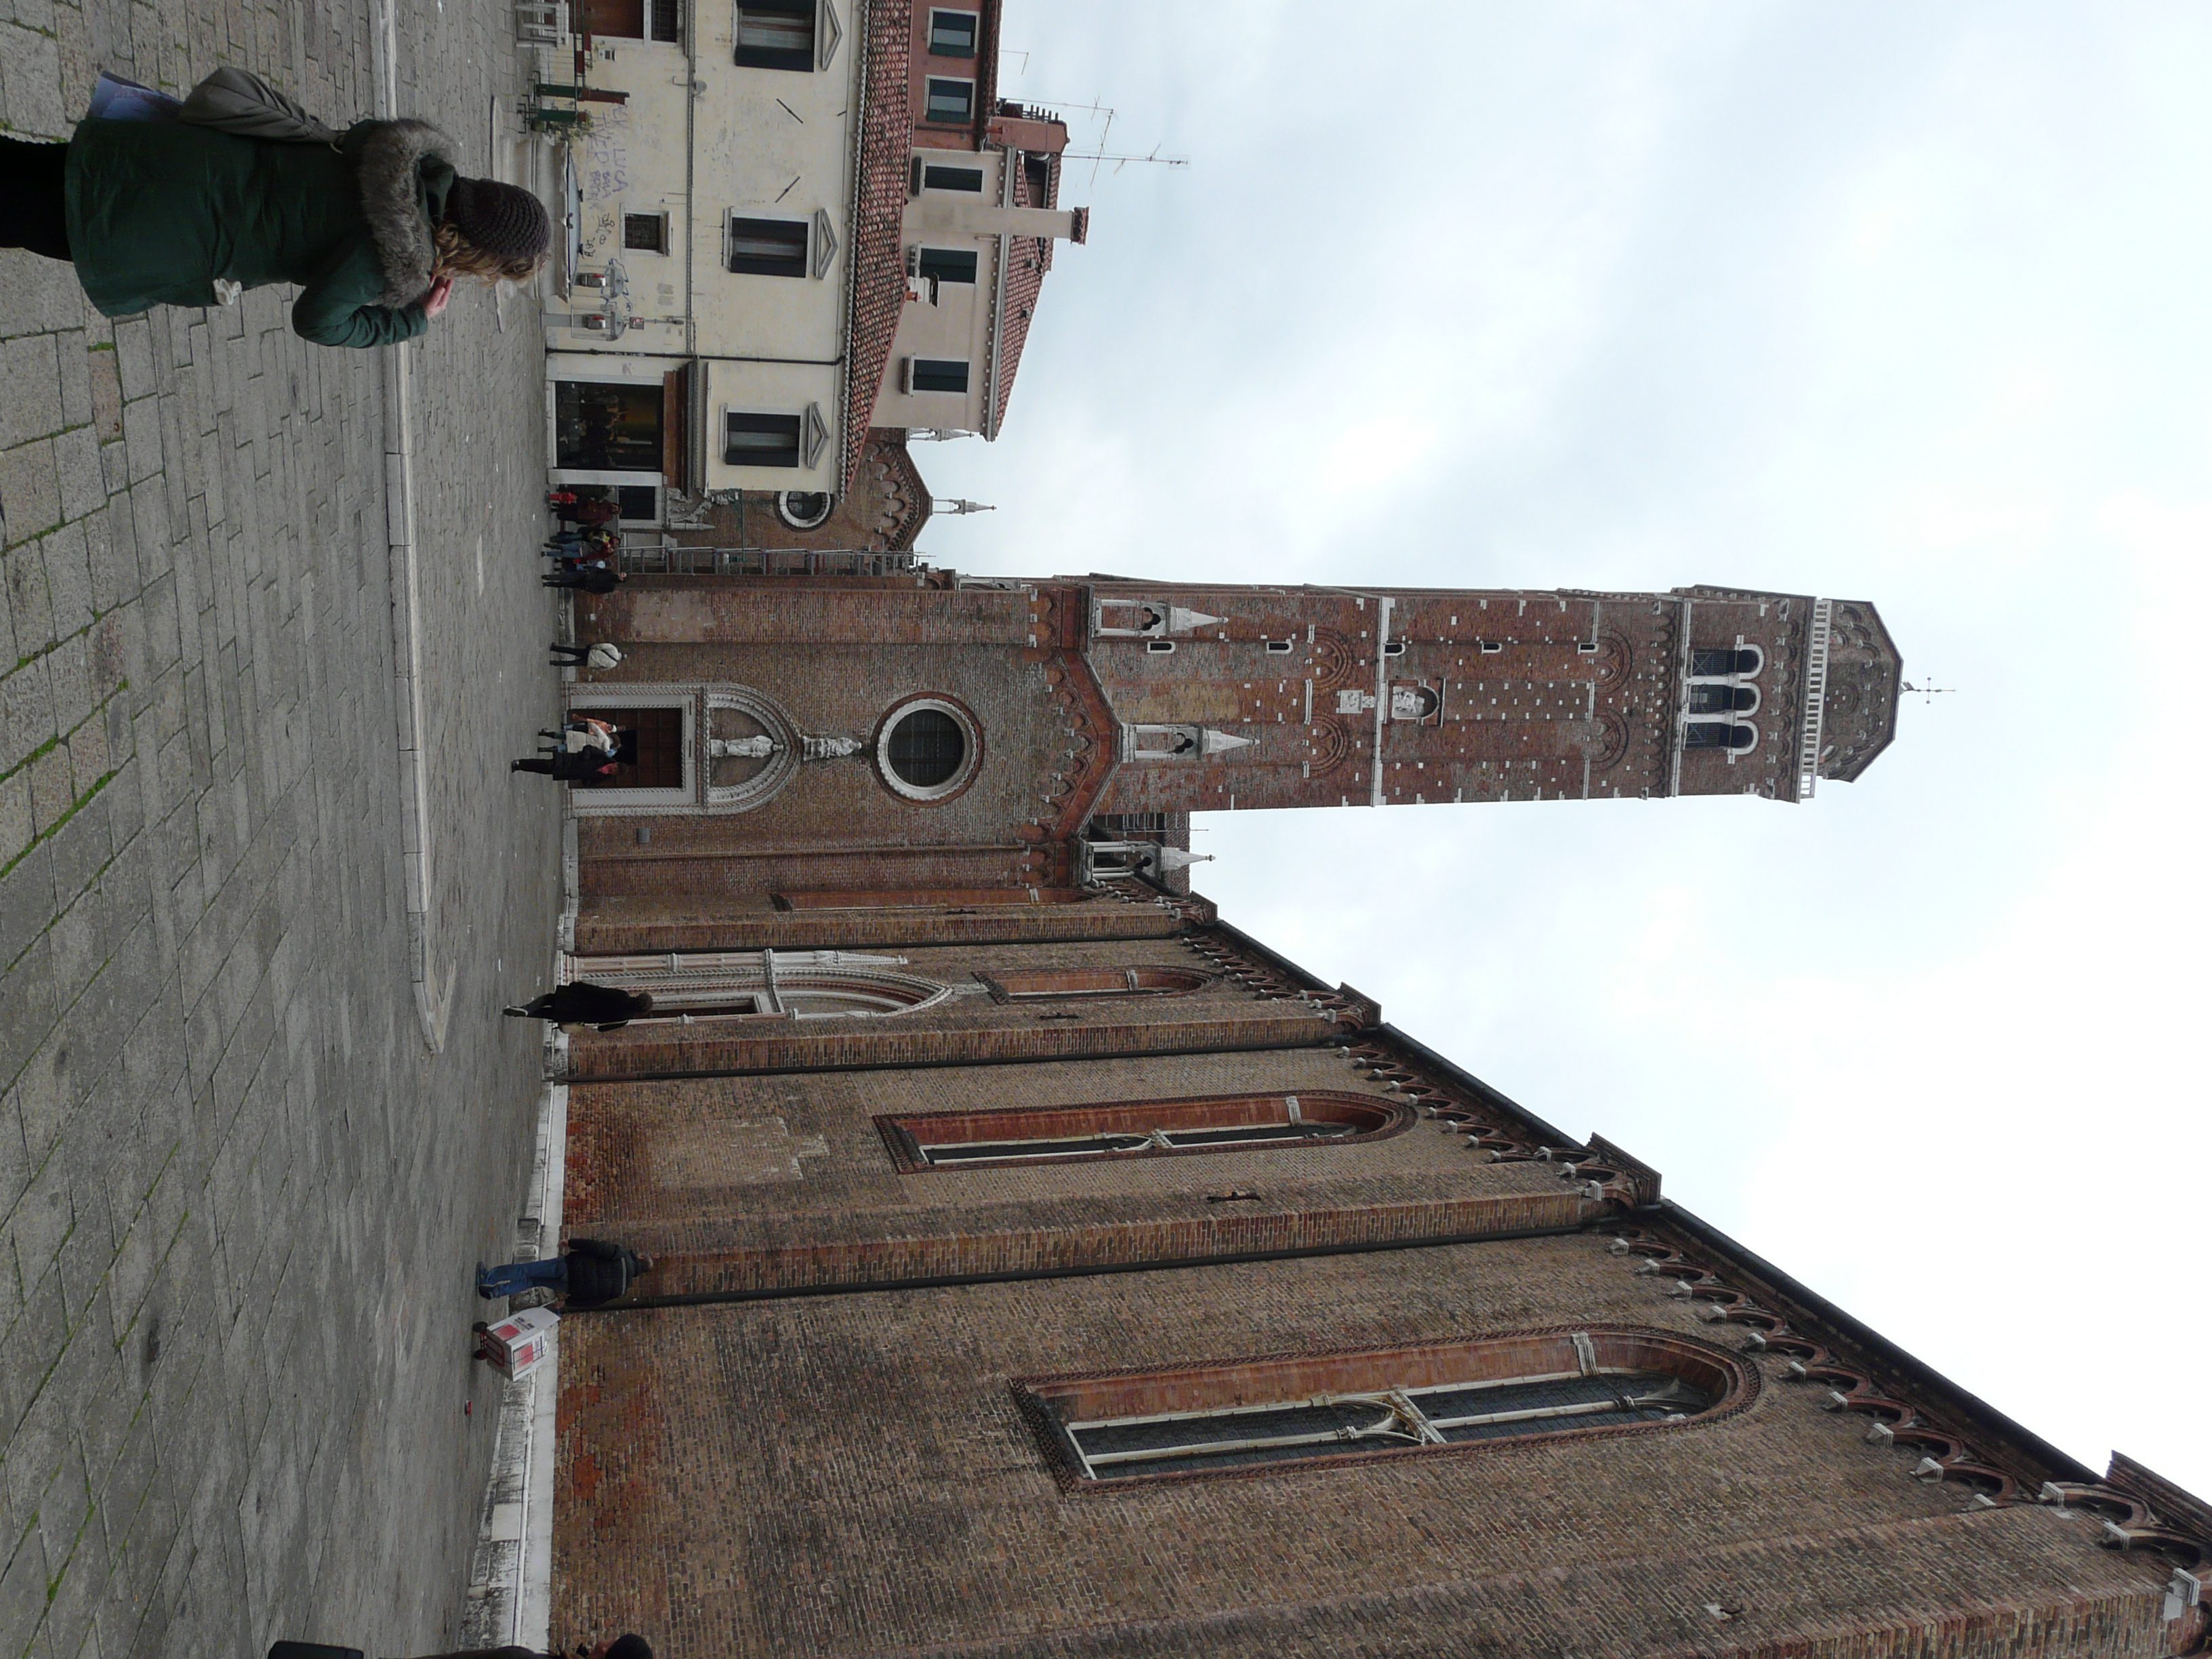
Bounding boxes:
352 118 457 307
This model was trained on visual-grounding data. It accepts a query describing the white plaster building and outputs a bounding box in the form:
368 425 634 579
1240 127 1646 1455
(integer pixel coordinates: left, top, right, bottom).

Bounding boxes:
543 0 1086 525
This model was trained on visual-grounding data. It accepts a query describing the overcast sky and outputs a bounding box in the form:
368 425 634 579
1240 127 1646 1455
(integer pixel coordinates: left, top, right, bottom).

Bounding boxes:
918 3 2212 1500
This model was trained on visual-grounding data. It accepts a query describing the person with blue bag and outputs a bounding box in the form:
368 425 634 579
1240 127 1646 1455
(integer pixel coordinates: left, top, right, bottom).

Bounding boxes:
0 67 550 347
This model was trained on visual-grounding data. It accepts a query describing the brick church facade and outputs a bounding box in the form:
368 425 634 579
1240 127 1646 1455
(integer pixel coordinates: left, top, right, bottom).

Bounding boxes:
542 569 2210 1657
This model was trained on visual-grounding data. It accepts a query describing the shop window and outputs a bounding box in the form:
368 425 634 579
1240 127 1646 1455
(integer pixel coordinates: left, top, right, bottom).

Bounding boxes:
878 1092 1406 1172
555 381 663 474
1019 1328 1746 1486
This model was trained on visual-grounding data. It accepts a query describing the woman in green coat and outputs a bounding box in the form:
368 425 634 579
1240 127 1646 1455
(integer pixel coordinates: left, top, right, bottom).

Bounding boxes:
0 116 549 348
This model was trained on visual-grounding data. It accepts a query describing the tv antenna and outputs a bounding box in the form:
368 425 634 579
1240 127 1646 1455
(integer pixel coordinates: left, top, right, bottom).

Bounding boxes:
1021 99 1189 188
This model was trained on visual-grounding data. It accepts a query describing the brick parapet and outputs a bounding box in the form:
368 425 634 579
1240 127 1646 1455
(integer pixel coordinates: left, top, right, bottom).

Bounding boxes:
598 1189 1605 1299
562 1004 1336 1081
573 895 1185 952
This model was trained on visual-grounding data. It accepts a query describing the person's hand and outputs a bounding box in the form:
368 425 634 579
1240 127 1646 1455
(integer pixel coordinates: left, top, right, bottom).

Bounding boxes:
423 274 455 319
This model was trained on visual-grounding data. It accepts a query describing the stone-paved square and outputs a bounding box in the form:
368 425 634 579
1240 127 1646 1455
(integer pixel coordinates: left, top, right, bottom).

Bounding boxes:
0 1 567 1654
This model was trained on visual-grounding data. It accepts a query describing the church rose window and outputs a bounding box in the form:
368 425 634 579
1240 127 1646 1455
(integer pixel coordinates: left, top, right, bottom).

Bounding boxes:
1017 1328 1748 1487
876 1091 1408 1172
876 697 982 802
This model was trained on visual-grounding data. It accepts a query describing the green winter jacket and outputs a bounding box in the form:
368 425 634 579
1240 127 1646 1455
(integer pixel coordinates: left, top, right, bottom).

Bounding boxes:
63 117 456 348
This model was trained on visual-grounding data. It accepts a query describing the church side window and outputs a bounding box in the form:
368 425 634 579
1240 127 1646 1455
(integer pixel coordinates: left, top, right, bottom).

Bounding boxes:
980 966 1210 1000
876 1091 1406 1172
568 949 952 1021
1019 1328 1744 1486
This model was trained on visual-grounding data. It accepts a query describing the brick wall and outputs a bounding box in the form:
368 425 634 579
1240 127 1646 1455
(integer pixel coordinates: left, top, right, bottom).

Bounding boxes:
563 1043 1601 1292
551 1233 2179 1657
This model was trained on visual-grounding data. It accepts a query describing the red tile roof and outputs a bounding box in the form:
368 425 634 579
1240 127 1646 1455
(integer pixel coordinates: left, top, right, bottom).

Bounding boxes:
841 0 916 489
989 146 1059 435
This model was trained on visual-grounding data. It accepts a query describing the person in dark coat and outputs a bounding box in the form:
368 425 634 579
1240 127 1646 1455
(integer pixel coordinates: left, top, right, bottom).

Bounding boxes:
542 565 624 594
502 981 655 1029
548 641 623 670
2 109 550 346
476 1240 655 1309
509 749 617 782
556 495 623 529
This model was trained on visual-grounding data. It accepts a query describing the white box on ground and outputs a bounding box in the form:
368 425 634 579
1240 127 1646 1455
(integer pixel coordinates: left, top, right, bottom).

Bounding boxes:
480 1307 559 1378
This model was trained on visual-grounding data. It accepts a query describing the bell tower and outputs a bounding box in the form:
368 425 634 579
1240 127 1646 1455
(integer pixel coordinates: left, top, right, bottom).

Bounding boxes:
1078 579 1902 817
562 571 1900 937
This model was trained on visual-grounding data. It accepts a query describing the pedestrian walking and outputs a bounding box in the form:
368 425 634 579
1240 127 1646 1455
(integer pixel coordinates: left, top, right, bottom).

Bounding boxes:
548 641 623 670
502 981 655 1029
546 528 620 566
542 566 625 594
477 1240 656 1309
553 495 622 529
539 717 622 756
510 750 618 782
1 68 550 346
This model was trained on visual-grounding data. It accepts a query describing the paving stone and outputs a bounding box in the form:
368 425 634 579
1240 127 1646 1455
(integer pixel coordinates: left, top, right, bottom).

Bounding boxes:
0 2 562 1654
0 334 62 449
0 441 62 554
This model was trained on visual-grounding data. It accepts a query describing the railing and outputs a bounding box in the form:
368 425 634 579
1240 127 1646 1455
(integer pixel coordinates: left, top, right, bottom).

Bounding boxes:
615 544 920 577
1796 597 1835 800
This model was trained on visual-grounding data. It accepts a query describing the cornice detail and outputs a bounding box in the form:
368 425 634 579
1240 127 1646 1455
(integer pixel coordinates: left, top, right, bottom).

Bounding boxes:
1605 1228 2212 1605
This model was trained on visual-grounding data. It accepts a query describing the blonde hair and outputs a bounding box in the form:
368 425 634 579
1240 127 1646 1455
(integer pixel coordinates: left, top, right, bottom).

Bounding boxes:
433 220 547 285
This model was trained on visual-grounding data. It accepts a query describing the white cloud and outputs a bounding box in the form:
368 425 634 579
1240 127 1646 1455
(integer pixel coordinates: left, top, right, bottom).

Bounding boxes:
926 0 2212 1498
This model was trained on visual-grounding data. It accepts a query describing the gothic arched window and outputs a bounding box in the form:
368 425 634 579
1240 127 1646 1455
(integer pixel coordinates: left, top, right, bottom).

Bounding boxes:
569 950 954 1021
981 966 1210 1001
1019 1328 1748 1486
877 1091 1407 1172
1686 683 1759 716
1689 647 1763 678
1683 722 1758 751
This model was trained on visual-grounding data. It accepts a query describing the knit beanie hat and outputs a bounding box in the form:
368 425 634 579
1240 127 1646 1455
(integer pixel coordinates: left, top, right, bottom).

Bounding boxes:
443 177 552 268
